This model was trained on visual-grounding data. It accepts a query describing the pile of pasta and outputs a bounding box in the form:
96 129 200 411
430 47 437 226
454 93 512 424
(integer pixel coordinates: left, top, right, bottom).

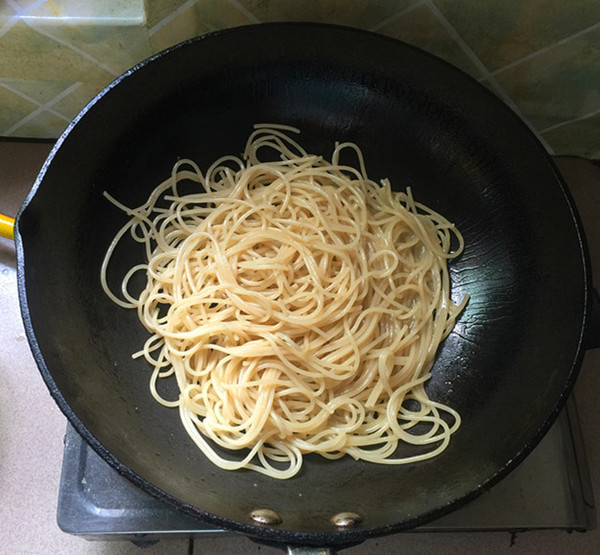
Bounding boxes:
101 125 467 479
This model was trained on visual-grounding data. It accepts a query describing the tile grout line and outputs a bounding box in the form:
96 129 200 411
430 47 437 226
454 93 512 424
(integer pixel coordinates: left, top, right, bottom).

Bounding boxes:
422 0 555 154
420 1 496 78
0 0 48 40
23 20 120 77
5 0 48 16
369 0 426 32
492 20 600 75
148 0 200 36
226 0 262 24
0 14 18 39
539 107 600 134
0 79 71 120
2 81 82 137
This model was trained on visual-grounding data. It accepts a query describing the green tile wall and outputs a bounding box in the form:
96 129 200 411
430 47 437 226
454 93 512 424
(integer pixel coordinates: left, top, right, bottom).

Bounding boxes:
1 0 599 158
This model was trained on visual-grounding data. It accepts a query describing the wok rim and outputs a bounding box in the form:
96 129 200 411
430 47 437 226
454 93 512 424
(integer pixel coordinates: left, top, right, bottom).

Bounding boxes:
14 22 593 548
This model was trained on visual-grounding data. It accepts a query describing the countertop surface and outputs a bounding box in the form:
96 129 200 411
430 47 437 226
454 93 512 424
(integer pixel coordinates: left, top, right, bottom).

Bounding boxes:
1 141 600 554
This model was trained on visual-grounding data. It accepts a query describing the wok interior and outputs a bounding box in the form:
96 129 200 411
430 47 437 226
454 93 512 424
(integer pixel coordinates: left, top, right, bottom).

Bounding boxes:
17 24 588 541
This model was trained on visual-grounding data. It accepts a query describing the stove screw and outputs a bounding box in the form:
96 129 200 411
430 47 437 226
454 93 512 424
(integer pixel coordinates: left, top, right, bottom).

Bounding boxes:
330 512 362 528
251 508 282 526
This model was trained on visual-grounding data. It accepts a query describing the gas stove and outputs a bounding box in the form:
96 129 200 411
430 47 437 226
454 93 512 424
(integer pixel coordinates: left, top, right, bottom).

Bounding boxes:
56 395 594 545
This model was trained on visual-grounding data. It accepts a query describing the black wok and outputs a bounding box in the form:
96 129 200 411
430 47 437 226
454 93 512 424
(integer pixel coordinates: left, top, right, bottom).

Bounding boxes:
15 23 595 550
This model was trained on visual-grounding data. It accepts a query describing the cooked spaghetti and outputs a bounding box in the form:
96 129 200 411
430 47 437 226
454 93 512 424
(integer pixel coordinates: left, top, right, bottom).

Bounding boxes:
101 124 467 479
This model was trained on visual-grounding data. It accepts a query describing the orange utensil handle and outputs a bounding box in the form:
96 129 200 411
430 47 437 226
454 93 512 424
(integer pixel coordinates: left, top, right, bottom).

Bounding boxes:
0 213 15 240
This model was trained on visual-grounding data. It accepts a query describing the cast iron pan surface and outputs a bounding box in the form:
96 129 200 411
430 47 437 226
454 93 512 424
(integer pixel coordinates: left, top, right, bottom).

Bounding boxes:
15 24 592 547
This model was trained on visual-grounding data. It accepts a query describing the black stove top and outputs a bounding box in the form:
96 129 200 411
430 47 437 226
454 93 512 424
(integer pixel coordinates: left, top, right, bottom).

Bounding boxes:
57 396 595 544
